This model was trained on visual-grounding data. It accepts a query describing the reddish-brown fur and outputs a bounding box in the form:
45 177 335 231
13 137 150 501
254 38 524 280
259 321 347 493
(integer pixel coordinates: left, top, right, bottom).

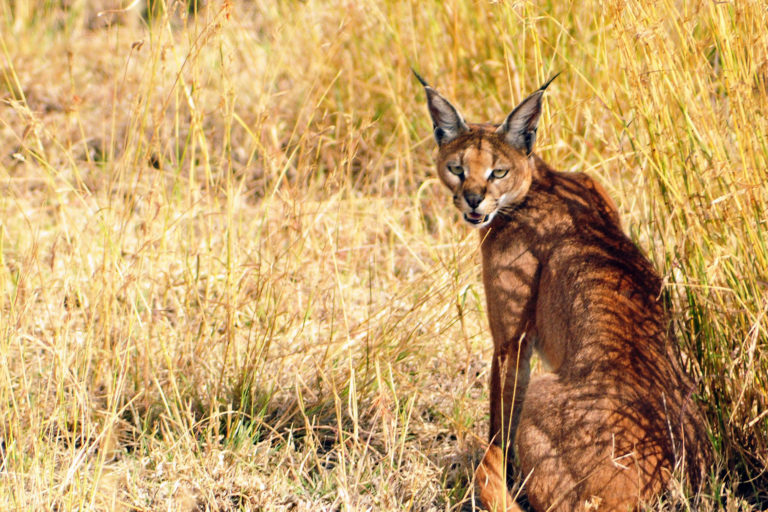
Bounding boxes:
418 78 710 511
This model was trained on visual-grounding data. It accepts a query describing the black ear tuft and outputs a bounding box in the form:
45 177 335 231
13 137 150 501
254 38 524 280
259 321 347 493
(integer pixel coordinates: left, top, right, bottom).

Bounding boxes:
538 72 561 92
411 68 429 87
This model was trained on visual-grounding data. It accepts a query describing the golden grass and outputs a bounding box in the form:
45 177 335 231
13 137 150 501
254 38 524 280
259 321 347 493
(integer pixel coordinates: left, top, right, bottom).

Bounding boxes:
0 0 765 509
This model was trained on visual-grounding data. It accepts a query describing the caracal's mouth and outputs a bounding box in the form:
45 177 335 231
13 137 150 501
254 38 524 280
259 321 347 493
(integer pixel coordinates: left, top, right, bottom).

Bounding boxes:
463 211 490 225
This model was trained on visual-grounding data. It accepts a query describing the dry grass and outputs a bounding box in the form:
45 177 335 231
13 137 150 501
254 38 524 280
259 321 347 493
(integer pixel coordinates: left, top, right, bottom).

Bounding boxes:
0 0 766 510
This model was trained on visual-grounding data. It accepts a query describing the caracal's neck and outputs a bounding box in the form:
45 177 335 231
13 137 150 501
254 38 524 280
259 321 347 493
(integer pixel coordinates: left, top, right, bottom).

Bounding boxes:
479 155 564 260
479 154 622 263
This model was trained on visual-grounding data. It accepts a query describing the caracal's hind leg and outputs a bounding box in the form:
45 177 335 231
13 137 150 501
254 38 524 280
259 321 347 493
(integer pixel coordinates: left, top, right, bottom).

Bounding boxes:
517 375 660 511
514 375 580 510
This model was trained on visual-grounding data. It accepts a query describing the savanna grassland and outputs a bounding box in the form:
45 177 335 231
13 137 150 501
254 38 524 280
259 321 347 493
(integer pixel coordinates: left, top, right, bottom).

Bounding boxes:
0 1 766 510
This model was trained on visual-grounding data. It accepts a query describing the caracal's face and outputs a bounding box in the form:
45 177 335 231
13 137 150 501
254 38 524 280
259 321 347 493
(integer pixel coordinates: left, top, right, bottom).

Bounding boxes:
436 129 532 228
418 74 552 229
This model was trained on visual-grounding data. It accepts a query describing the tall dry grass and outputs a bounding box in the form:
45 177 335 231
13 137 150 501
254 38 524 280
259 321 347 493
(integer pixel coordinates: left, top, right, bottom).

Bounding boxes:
0 0 765 510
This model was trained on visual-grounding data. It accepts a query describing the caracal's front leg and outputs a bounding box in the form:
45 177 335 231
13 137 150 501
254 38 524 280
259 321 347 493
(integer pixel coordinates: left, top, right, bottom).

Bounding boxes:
490 336 534 457
477 339 533 512
475 350 520 512
476 243 538 511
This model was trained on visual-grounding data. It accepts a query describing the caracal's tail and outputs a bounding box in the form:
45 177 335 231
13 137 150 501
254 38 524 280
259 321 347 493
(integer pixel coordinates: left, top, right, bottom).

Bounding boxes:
476 445 524 512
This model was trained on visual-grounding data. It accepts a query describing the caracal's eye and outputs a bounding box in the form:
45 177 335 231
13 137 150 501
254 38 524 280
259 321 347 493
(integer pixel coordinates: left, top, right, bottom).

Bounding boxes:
447 164 464 176
491 168 509 179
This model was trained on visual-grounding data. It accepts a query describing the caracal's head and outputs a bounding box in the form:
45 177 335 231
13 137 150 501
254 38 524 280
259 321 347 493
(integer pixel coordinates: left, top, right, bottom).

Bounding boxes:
416 72 557 228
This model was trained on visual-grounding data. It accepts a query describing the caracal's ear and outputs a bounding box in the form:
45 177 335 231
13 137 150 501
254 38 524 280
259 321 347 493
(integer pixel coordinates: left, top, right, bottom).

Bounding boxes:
497 72 560 155
413 69 469 146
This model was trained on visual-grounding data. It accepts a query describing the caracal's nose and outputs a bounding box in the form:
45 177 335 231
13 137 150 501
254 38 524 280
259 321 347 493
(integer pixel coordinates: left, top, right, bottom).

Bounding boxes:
464 192 484 209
